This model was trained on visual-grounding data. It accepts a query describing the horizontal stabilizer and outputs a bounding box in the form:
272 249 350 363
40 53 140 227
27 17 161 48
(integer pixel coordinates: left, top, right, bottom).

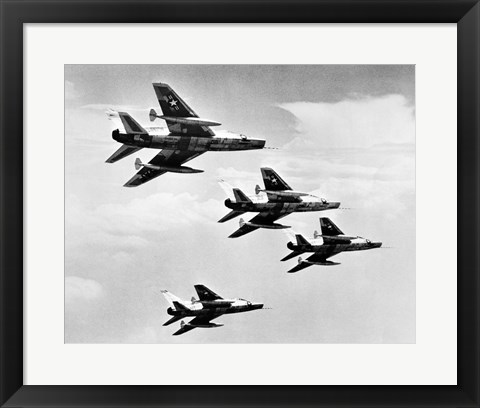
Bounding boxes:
106 144 142 164
163 315 183 326
218 210 245 223
281 251 304 262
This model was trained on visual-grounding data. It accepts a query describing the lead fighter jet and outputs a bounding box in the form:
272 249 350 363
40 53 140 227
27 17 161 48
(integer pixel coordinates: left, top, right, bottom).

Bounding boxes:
106 83 265 187
282 217 382 272
161 285 264 336
218 168 340 238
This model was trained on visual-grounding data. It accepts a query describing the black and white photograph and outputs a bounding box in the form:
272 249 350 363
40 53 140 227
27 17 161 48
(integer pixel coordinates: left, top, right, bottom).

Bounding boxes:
65 64 415 343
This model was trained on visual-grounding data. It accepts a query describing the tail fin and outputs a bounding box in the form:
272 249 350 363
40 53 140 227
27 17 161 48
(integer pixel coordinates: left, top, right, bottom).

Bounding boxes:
320 218 344 236
106 109 147 134
161 290 183 308
295 234 310 246
233 188 251 203
173 301 190 311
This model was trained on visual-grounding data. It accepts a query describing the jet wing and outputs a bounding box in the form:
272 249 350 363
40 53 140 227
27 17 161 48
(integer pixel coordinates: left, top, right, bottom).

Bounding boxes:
287 251 337 273
153 83 214 137
320 217 344 236
106 144 143 164
123 150 204 187
173 315 220 336
228 212 290 238
287 260 315 273
194 284 223 301
261 167 292 191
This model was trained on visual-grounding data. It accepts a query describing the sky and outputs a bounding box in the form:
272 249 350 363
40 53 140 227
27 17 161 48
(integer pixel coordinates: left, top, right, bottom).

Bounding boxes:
65 65 415 344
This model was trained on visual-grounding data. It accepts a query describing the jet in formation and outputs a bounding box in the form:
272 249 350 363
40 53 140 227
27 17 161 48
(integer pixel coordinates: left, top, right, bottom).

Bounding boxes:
218 167 340 238
282 217 382 272
106 83 266 187
161 284 264 336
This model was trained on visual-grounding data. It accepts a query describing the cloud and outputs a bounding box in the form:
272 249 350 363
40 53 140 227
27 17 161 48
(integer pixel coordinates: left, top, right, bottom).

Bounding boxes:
65 276 104 305
82 192 220 235
279 94 415 150
81 104 150 113
65 80 82 100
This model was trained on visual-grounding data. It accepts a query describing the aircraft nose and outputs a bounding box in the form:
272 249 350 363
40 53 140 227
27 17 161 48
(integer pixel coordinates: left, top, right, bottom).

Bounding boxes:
329 202 341 209
374 242 382 248
253 303 264 310
256 139 266 149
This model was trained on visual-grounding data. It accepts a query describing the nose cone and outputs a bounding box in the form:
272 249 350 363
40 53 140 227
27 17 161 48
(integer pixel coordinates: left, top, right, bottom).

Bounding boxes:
252 303 264 310
256 139 266 149
328 201 341 209
372 242 382 248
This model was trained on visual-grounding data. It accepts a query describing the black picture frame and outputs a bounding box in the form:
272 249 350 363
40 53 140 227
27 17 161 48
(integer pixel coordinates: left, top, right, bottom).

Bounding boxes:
1 1 479 407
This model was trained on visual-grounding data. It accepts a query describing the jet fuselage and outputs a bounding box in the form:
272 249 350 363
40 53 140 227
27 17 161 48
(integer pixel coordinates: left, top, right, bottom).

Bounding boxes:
225 197 341 213
112 128 265 152
287 237 382 257
167 299 264 319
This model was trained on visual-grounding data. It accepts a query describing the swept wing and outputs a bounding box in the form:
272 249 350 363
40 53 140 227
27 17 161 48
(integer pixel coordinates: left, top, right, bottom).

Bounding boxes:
261 167 292 191
287 250 339 273
228 212 290 238
153 83 215 137
173 315 221 336
194 284 223 301
124 150 204 187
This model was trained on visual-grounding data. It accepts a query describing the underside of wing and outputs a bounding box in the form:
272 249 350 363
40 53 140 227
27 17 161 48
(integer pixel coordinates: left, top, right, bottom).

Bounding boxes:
288 252 329 273
228 212 289 238
287 260 314 273
194 285 223 301
228 222 259 238
287 251 338 273
124 150 204 187
172 315 220 336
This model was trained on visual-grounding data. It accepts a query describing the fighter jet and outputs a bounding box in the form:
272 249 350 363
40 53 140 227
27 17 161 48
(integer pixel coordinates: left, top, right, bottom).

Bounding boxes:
218 167 340 238
161 284 264 336
106 83 265 187
282 217 382 272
